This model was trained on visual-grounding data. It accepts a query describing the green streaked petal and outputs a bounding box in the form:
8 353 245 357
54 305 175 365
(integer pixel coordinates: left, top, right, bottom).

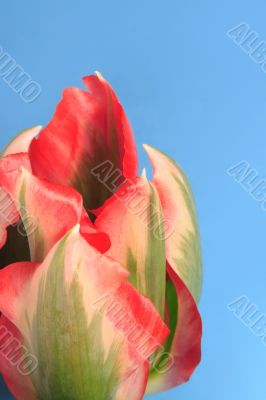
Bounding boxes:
0 227 168 400
144 144 202 303
30 233 121 399
96 174 166 317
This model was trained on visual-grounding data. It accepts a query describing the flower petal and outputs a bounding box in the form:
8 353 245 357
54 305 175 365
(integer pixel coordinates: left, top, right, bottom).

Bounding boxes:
80 209 111 254
29 73 138 210
0 156 110 266
144 144 202 303
147 262 202 393
2 126 42 157
96 174 166 317
0 227 168 400
0 154 30 252
0 315 37 400
17 169 84 262
0 162 82 263
115 363 149 400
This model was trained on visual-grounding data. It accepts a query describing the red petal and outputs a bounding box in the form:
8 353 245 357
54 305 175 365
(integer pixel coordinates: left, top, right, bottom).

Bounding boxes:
108 282 169 362
29 73 138 210
80 209 111 254
167 264 202 385
0 261 38 321
147 262 202 393
0 315 37 400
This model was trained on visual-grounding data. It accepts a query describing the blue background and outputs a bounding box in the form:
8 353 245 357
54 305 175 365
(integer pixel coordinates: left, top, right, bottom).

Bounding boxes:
1 1 266 399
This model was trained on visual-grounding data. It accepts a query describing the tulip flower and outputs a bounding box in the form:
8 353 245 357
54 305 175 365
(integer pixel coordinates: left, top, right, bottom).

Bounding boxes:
0 72 202 399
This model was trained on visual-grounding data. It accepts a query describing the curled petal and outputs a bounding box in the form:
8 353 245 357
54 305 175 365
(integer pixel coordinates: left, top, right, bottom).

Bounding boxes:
29 73 138 210
147 262 202 394
80 209 111 254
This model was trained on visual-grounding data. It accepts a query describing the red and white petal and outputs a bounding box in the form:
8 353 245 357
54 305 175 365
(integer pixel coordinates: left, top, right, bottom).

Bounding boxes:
96 175 166 317
144 144 202 303
116 362 149 400
0 228 168 399
29 73 138 211
0 261 38 321
17 169 84 262
0 154 31 250
0 157 110 264
2 126 42 157
0 162 82 263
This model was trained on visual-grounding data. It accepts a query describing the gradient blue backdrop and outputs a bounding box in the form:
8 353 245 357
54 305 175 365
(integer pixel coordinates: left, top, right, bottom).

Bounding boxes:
1 1 266 399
